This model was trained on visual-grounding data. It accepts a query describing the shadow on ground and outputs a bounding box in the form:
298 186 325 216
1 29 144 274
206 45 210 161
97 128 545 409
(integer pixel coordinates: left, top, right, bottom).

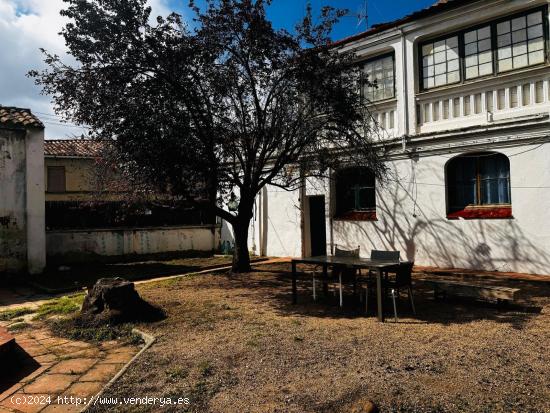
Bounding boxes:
0 344 40 393
202 262 549 329
23 255 257 294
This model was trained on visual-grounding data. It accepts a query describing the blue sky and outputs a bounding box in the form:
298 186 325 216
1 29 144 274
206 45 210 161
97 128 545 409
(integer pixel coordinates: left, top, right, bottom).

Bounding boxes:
170 0 436 40
0 0 435 138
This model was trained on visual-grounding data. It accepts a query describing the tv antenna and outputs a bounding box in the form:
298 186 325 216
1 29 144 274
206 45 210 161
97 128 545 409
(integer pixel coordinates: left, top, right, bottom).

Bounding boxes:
340 0 368 32
356 0 368 31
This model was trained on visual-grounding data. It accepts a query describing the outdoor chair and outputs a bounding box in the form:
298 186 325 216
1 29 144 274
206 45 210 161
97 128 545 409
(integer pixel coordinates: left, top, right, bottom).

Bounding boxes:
359 250 401 314
359 250 401 312
367 250 401 280
371 250 401 261
312 245 360 307
384 261 416 322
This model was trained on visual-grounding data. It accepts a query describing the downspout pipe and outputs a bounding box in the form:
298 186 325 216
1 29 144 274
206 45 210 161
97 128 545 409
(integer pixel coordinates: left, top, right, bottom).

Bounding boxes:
399 28 410 151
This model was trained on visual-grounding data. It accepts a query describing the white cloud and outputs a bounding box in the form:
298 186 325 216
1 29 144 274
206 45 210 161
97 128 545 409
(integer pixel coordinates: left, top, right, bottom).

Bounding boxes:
149 0 172 21
0 0 175 139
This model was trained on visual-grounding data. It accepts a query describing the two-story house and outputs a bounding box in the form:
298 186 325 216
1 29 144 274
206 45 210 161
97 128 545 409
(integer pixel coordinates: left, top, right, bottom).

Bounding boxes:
239 0 550 275
44 139 219 262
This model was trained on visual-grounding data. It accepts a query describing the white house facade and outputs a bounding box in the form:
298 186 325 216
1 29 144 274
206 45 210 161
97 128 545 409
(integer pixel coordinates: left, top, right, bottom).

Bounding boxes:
237 0 550 275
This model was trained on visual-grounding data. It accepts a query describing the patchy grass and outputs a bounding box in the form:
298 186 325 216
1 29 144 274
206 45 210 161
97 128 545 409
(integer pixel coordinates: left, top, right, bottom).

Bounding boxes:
197 360 214 377
7 322 31 332
86 263 550 413
0 307 34 321
49 316 143 345
165 366 189 381
32 294 84 320
187 379 221 410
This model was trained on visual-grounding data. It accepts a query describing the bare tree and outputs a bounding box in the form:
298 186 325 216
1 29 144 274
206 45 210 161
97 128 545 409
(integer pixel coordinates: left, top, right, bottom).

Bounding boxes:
30 0 385 272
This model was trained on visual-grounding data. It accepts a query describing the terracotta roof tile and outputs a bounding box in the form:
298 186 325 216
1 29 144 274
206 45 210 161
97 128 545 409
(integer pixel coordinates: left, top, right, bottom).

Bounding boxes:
44 139 108 158
0 106 44 129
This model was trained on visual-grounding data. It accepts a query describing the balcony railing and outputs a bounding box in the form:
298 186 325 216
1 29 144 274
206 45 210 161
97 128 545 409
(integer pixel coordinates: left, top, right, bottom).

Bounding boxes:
368 100 398 140
415 70 550 134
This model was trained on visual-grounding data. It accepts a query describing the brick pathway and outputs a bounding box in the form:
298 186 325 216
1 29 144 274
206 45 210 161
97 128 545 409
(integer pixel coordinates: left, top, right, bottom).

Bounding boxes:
0 325 139 413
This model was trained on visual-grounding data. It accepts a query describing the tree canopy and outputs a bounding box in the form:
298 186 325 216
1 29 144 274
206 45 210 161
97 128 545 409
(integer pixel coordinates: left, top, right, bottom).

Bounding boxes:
31 0 385 271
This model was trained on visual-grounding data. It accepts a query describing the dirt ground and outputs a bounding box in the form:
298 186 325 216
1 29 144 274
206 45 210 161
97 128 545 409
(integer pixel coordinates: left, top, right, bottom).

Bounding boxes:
89 263 550 413
29 255 246 292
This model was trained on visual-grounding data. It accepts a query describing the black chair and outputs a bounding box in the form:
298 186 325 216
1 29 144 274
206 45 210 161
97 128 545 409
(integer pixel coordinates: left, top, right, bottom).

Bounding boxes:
385 261 416 322
359 250 401 313
312 245 360 307
371 250 401 261
368 250 400 280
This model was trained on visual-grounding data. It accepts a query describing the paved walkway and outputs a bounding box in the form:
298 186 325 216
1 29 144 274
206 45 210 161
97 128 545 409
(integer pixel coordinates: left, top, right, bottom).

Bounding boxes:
0 325 139 413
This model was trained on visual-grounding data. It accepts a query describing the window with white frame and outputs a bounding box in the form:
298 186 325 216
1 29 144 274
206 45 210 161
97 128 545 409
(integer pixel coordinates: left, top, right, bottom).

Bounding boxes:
465 26 493 79
497 10 545 72
420 7 548 90
363 54 395 102
422 36 460 88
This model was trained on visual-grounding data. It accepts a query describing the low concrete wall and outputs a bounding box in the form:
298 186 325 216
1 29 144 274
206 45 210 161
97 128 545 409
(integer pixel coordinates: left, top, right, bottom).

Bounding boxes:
46 225 221 262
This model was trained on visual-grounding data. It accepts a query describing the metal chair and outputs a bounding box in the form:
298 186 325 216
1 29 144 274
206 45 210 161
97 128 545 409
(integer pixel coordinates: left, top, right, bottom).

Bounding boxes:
368 250 401 279
360 250 401 313
384 261 416 322
312 245 360 307
371 250 401 261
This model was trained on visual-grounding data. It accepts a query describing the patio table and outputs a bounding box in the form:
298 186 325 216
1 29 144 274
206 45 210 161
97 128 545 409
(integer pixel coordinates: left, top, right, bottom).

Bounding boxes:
291 256 402 322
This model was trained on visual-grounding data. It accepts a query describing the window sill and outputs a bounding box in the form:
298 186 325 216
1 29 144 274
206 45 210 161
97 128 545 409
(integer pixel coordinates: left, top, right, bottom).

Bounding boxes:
447 205 512 220
365 97 397 109
334 211 377 221
417 64 550 98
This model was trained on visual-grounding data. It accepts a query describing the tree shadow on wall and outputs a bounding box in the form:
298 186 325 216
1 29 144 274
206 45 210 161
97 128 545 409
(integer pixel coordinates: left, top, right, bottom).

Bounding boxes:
335 161 550 275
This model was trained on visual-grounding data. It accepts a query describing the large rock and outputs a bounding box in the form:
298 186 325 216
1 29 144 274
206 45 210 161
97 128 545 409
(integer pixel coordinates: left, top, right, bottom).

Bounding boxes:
81 277 162 324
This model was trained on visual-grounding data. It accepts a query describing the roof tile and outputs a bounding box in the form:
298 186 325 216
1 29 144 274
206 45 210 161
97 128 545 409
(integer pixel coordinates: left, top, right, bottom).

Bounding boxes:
44 139 107 158
0 106 44 129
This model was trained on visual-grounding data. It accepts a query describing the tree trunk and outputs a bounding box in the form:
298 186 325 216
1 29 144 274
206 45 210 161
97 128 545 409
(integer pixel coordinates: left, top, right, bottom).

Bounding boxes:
231 219 252 273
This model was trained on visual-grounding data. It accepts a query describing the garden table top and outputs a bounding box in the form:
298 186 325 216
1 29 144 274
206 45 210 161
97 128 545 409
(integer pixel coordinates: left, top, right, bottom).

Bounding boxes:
291 256 407 322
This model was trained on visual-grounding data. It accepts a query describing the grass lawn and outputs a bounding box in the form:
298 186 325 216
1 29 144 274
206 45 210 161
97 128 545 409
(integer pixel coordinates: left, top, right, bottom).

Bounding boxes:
82 263 550 413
